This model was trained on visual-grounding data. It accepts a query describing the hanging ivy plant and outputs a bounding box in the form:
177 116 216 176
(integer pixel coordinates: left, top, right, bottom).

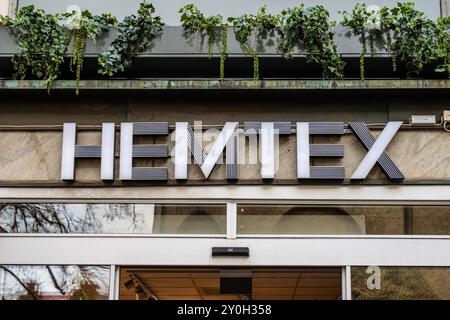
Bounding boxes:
276 4 345 79
98 1 163 77
340 3 373 80
2 2 450 84
435 16 450 78
0 5 67 91
383 2 439 78
64 6 116 94
378 6 397 72
227 5 278 80
179 4 228 79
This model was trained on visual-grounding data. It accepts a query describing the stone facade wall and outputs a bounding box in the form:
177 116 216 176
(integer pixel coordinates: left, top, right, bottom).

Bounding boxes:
0 127 448 183
0 90 449 183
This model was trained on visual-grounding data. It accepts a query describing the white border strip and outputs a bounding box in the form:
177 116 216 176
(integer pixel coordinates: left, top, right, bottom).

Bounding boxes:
1 237 449 266
1 185 450 201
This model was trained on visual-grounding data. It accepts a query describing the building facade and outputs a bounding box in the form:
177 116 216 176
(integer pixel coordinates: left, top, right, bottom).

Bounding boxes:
0 0 449 300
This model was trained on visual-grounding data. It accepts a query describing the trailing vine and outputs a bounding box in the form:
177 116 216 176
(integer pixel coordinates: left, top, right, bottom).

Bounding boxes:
0 5 67 91
220 26 227 79
341 3 371 80
179 4 228 79
435 16 450 78
383 2 439 78
342 2 440 79
379 6 397 72
98 1 163 77
64 7 116 94
2 2 450 84
276 4 345 79
228 6 278 80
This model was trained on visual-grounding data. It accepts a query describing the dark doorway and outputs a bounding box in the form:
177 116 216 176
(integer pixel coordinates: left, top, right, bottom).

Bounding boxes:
119 267 342 300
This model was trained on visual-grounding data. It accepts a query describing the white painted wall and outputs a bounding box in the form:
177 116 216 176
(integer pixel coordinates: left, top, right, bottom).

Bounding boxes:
0 0 10 16
17 0 442 25
1 235 449 266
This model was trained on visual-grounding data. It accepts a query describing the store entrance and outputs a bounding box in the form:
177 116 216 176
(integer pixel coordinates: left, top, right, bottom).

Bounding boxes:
119 267 342 300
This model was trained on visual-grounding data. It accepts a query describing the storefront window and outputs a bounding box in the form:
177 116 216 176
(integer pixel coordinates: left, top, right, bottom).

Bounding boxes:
152 204 226 234
351 267 450 300
237 205 450 235
0 265 110 300
0 203 226 235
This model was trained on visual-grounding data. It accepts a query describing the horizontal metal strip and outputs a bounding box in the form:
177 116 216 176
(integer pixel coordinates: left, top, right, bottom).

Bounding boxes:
132 145 168 158
309 122 345 135
74 145 102 158
309 167 345 179
2 80 450 91
0 185 449 201
131 168 168 181
244 122 292 135
310 144 344 157
133 122 168 135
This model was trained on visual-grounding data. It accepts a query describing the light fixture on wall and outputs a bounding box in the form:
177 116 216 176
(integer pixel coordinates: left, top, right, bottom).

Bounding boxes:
212 247 250 257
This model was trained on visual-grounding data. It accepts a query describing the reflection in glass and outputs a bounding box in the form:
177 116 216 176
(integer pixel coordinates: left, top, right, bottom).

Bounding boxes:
0 265 110 300
0 203 226 234
237 205 450 235
153 204 226 234
351 267 450 300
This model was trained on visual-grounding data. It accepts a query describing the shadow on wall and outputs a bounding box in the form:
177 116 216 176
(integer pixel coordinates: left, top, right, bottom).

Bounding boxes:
17 0 442 25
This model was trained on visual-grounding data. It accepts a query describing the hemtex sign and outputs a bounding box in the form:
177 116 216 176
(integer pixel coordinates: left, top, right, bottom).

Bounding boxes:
61 121 405 181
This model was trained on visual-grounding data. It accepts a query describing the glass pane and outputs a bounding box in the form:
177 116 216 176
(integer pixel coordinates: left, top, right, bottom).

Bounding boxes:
237 205 450 235
351 267 450 300
0 265 110 300
0 203 226 234
153 204 226 234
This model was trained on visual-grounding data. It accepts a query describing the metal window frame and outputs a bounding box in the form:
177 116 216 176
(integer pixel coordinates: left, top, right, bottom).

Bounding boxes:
0 189 449 300
341 266 352 300
0 198 449 240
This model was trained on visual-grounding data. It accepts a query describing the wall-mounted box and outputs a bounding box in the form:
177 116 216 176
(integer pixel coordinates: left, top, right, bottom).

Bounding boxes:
410 115 437 125
443 110 450 121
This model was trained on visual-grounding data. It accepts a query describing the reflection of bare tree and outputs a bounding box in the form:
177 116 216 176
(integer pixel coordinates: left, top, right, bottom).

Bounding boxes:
0 203 140 234
103 204 137 229
0 204 74 233
46 266 67 296
0 265 109 300
0 203 143 300
0 266 39 300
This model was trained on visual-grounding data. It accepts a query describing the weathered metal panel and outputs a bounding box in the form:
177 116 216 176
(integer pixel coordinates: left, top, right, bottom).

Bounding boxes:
131 167 168 181
3 80 449 91
74 145 102 158
133 122 169 135
132 145 168 158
